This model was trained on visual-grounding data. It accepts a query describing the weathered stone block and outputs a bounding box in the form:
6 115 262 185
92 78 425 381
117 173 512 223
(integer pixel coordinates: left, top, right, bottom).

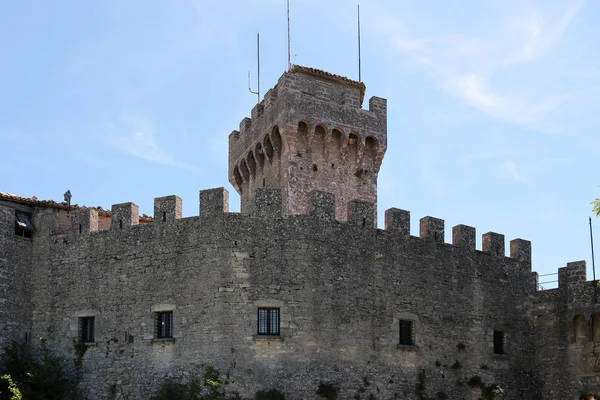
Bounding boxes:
111 202 139 230
154 195 182 223
510 238 531 266
384 208 410 237
420 216 444 242
348 200 375 228
452 224 475 250
251 188 282 218
482 232 505 256
200 188 229 216
72 208 98 234
309 190 335 221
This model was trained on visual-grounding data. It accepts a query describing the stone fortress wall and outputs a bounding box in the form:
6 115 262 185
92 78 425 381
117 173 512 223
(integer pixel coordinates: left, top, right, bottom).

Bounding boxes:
0 67 599 400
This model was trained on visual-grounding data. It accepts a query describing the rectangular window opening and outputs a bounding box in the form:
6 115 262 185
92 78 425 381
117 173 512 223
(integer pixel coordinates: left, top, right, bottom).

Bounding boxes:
155 311 173 339
257 307 280 336
162 212 167 222
14 212 34 238
399 319 415 346
493 330 505 355
79 317 95 343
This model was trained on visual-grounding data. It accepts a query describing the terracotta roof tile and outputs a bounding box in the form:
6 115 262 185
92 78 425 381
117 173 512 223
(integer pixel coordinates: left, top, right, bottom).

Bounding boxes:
0 192 154 223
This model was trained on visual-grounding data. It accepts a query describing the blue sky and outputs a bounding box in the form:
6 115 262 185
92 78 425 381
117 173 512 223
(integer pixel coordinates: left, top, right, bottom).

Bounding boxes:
1 0 599 286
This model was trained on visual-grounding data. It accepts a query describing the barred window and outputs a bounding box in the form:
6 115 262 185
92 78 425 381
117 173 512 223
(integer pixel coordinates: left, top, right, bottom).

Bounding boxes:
257 307 280 336
155 311 173 339
399 319 415 346
79 317 95 343
493 330 505 355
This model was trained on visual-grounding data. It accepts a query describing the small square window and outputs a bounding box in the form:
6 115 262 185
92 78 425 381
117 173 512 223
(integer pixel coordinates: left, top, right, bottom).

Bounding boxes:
399 320 415 346
493 330 505 355
257 308 280 336
14 212 34 238
79 317 95 343
155 311 173 339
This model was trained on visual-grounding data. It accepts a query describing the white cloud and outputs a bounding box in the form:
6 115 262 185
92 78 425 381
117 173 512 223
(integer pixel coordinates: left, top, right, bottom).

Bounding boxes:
107 113 196 170
370 1 584 132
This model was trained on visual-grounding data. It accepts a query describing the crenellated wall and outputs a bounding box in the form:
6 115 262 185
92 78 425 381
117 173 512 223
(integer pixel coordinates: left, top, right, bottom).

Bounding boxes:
228 66 387 221
1 187 560 399
2 64 598 399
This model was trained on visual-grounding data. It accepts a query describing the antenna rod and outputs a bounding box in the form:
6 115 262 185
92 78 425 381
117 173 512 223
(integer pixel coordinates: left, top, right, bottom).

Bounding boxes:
358 4 361 82
248 32 260 103
257 32 260 101
591 217 597 281
287 0 291 71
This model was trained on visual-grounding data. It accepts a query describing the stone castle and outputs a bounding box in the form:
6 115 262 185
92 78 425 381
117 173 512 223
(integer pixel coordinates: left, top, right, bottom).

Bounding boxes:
1 66 599 399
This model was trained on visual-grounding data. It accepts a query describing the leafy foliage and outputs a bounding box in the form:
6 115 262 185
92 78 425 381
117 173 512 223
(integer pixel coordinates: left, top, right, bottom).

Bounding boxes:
0 339 78 400
151 378 202 400
593 197 600 217
316 382 338 400
151 366 240 400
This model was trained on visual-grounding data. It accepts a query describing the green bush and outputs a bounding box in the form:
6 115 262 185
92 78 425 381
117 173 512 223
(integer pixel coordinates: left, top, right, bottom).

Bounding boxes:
151 378 202 400
316 382 338 400
0 339 78 400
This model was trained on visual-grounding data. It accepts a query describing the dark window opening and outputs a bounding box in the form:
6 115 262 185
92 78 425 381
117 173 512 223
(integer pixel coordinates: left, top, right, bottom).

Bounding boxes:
119 220 123 229
14 212 34 238
79 224 83 234
362 218 366 227
155 311 173 339
162 212 167 222
399 320 415 346
79 317 95 343
313 164 318 172
493 330 505 354
258 307 280 336
262 178 265 187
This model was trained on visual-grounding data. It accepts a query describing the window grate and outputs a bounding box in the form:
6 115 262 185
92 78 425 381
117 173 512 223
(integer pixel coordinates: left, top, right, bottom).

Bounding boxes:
155 311 173 339
399 320 415 346
79 317 95 343
257 307 280 336
493 330 505 354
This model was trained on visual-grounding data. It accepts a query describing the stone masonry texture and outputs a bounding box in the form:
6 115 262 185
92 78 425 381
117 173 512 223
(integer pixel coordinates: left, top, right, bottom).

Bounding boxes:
0 67 599 400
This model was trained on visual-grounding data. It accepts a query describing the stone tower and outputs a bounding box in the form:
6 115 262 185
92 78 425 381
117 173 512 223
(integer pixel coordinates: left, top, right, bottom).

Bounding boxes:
228 66 387 222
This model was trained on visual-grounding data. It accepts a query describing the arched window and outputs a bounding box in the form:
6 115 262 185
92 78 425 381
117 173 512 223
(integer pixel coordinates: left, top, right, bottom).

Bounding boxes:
365 136 379 158
297 121 310 153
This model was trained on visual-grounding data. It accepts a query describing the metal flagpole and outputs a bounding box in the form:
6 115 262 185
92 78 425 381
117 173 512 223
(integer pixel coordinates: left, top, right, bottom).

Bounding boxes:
591 217 597 281
287 0 291 71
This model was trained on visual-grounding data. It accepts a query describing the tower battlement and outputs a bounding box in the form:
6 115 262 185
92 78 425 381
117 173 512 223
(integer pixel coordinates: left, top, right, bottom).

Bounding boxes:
228 66 387 221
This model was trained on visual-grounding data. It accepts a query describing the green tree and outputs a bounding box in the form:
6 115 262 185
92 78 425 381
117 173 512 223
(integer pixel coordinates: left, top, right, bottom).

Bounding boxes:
593 197 600 216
